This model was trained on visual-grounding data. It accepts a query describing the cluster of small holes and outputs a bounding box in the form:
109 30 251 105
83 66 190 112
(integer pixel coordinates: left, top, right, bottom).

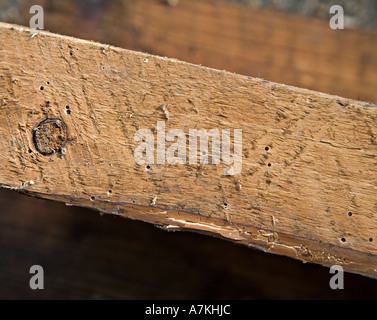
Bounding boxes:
265 147 272 169
41 81 52 90
340 212 351 242
343 211 374 244
65 105 71 115
266 145 373 246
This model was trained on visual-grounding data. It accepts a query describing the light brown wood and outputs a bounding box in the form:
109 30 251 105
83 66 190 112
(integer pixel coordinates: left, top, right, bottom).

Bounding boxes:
0 22 377 278
4 0 377 102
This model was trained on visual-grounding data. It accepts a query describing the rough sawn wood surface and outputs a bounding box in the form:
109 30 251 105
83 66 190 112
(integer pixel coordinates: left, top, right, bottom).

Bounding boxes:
0 22 376 278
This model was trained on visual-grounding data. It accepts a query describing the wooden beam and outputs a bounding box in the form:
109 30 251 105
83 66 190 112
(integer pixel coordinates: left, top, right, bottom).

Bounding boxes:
7 0 377 101
1 22 377 278
4 0 377 102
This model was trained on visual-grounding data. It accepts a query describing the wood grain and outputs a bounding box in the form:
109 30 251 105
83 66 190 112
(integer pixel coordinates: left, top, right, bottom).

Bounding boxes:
3 0 377 102
0 22 377 277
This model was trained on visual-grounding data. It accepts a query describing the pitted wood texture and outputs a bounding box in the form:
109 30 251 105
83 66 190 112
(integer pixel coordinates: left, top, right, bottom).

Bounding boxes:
6 0 377 102
0 23 377 277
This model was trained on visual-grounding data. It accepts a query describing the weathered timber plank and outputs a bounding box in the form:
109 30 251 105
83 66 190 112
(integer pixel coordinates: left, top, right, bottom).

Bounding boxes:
3 0 377 102
0 22 377 277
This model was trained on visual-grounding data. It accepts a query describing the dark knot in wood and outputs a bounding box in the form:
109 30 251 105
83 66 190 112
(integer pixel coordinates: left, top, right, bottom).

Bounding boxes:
33 118 68 156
